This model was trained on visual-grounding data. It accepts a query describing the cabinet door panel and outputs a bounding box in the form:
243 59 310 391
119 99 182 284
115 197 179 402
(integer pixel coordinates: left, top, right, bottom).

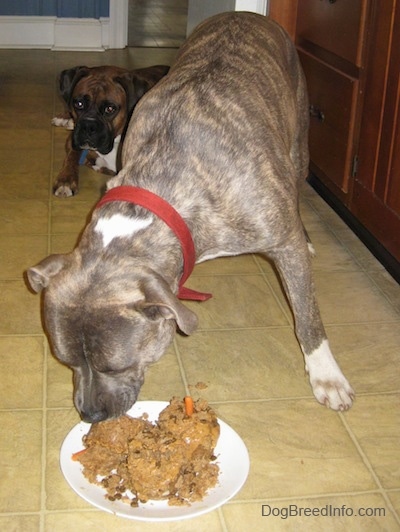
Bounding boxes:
296 0 367 66
387 116 400 213
353 1 400 262
299 51 358 193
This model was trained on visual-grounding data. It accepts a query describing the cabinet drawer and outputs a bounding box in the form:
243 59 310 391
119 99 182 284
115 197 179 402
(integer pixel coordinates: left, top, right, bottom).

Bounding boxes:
296 0 367 66
299 51 359 192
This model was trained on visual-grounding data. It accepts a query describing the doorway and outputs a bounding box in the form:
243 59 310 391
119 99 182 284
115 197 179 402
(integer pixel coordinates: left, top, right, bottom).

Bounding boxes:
128 0 188 47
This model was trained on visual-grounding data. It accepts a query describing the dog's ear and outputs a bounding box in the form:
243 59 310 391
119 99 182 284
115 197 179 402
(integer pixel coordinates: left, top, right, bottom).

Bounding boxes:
26 254 68 293
114 66 169 114
138 274 198 335
114 72 147 113
58 66 90 105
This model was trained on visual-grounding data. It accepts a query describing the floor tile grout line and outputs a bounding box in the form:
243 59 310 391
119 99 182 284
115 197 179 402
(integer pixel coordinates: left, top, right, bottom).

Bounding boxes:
1 391 398 415
304 192 400 304
338 411 400 525
322 318 400 326
303 193 393 286
226 488 396 504
40 58 56 532
301 194 378 276
320 205 400 310
252 254 294 326
217 505 230 532
193 317 400 334
0 333 46 338
0 511 42 517
2 486 394 517
194 325 293 333
39 340 50 531
1 481 397 511
47 63 57 256
207 391 400 407
226 489 394 504
191 270 281 278
362 267 400 313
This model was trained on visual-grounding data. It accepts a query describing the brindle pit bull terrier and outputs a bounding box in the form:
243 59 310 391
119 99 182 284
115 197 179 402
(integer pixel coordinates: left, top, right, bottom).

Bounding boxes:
27 12 354 423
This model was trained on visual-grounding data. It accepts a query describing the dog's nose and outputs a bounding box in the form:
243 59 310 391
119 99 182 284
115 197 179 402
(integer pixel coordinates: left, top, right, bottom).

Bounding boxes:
80 409 108 424
81 118 99 136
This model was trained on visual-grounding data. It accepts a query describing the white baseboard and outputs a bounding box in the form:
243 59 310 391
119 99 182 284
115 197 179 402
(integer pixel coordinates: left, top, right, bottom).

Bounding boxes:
0 16 110 51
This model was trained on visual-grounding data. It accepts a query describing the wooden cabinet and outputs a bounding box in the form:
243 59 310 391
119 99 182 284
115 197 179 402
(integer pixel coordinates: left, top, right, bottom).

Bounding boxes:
269 0 400 278
296 0 367 66
295 0 368 201
352 1 400 265
298 50 359 197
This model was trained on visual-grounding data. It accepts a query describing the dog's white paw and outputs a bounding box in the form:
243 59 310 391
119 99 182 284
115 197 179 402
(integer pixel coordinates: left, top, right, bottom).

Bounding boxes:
305 339 355 411
51 116 74 130
310 377 355 411
53 184 75 197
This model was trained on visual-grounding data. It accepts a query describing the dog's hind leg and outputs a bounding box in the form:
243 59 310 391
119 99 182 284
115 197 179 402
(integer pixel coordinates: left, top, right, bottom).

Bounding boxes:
268 230 354 411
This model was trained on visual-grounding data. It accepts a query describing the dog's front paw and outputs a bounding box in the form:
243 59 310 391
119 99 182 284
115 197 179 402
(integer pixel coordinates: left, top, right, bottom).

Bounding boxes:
310 377 355 411
305 339 355 411
53 182 78 197
51 115 74 130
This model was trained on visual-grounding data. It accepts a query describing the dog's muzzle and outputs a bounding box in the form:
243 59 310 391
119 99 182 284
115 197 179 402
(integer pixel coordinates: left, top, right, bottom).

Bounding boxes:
74 117 113 154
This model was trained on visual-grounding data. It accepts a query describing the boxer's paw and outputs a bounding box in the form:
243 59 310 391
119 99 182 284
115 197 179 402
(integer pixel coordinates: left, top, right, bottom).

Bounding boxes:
53 182 78 197
51 115 74 130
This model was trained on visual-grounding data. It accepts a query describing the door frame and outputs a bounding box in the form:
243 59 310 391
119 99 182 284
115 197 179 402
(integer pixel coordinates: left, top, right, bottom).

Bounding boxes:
109 0 129 48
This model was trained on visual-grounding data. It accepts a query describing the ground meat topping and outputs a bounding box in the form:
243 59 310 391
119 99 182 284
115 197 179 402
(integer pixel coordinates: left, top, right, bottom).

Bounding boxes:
73 397 220 506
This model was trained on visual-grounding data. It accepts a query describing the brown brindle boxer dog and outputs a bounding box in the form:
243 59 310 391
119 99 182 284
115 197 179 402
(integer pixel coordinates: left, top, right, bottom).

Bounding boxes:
52 64 169 197
27 13 354 422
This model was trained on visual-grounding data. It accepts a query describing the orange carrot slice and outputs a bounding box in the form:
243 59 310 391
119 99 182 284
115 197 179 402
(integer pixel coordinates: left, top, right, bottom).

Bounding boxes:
71 448 87 461
184 396 194 416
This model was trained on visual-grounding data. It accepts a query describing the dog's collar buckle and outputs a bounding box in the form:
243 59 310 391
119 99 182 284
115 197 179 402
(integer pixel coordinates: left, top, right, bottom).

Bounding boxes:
96 186 212 301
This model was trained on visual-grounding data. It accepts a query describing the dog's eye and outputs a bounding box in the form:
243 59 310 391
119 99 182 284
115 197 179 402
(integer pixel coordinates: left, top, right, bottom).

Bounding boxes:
73 99 85 111
104 104 117 115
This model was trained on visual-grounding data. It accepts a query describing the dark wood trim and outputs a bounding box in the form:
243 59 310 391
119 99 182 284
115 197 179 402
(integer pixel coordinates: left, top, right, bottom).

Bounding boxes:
268 0 298 39
308 174 400 284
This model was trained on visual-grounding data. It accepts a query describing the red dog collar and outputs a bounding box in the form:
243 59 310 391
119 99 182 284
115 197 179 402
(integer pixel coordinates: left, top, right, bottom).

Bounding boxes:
96 186 212 301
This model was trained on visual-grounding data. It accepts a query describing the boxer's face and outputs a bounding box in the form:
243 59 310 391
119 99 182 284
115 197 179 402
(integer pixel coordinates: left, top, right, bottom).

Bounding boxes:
58 64 169 161
70 75 128 154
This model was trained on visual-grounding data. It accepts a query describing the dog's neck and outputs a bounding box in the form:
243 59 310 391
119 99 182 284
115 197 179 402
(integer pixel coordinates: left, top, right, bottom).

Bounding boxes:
95 186 212 301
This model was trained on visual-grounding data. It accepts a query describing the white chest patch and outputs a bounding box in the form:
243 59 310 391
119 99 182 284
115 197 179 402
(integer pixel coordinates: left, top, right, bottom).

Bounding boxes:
197 250 239 263
95 213 153 247
93 135 121 173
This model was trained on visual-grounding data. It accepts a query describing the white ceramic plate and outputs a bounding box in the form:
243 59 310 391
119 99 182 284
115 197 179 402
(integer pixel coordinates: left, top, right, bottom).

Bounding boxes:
60 401 250 522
